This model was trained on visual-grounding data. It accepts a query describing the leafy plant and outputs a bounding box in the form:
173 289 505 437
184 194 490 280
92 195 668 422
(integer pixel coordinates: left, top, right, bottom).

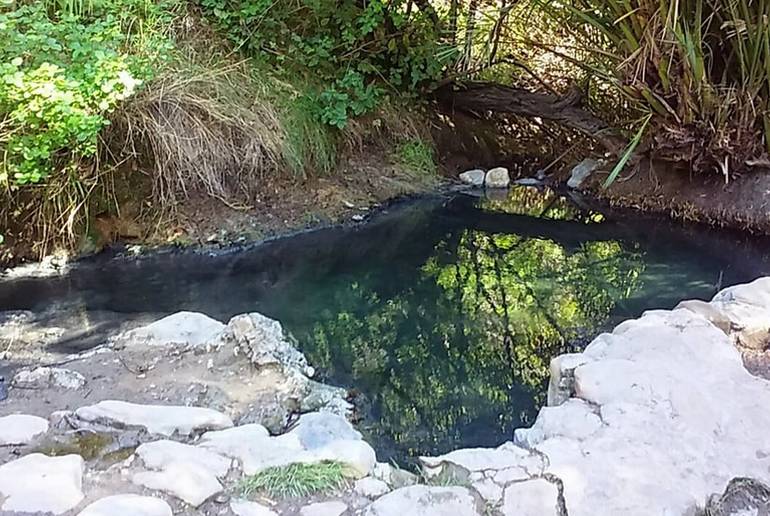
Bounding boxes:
240 461 349 499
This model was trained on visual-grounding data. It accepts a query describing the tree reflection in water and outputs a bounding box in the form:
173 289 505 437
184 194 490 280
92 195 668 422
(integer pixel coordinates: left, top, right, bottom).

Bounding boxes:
291 189 644 464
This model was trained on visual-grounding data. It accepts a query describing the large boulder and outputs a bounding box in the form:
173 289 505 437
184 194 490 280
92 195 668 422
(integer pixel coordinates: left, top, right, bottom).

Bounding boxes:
485 167 510 188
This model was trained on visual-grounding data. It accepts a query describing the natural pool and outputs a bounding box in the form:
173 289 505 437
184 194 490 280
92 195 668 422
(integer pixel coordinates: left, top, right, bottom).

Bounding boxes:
3 187 770 464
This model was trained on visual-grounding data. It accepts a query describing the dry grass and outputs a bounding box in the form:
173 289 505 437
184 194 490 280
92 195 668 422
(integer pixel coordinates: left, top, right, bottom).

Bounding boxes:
108 54 287 209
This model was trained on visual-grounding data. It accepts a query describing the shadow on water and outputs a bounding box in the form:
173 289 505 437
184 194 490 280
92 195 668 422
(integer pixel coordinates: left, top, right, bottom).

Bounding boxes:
3 186 770 463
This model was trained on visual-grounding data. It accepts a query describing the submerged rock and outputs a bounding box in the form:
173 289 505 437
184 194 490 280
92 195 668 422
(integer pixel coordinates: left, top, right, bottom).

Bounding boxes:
485 167 510 188
13 366 86 390
0 453 84 514
78 494 172 516
363 485 482 516
459 169 486 187
0 414 49 445
75 400 233 437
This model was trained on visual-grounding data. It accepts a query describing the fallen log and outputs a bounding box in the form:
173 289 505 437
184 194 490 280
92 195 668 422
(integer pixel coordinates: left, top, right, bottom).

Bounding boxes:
434 82 626 151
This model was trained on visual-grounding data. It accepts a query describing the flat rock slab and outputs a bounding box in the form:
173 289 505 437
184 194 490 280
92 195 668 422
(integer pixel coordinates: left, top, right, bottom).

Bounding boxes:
136 439 232 477
230 499 279 516
420 279 770 516
75 400 233 436
501 479 560 516
199 413 376 477
78 494 173 516
0 414 49 445
355 477 391 498
116 311 225 348
363 486 482 516
0 453 84 514
133 461 222 507
300 501 348 516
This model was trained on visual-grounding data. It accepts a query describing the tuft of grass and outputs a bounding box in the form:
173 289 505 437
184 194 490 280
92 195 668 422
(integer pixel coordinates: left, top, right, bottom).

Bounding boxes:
392 138 437 177
240 461 350 499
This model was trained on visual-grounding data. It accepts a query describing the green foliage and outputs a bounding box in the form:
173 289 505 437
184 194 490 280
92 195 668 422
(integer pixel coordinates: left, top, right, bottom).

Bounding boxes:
0 0 176 186
393 138 436 176
240 461 349 499
197 0 450 128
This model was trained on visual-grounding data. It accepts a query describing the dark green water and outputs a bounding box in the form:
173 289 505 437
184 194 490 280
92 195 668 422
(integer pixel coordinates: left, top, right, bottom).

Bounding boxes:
3 187 770 463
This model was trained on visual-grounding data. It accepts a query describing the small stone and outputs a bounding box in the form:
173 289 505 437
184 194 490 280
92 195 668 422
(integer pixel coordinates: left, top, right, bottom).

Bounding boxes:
75 400 233 437
485 167 510 188
513 177 542 186
132 461 222 507
0 453 84 514
0 414 49 445
78 494 172 516
12 366 86 390
501 478 559 516
352 214 365 222
230 499 279 516
363 486 482 516
300 501 348 516
459 169 485 187
566 158 601 189
355 477 390 498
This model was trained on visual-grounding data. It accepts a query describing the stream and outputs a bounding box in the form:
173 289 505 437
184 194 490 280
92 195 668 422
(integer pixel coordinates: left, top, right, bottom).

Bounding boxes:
3 186 770 464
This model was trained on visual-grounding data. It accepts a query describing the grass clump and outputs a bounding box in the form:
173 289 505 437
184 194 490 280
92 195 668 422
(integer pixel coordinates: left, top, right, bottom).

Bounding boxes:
392 138 437 177
240 461 350 500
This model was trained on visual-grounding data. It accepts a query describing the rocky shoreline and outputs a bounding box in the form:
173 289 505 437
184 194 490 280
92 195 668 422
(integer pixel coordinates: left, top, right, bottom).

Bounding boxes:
0 279 769 515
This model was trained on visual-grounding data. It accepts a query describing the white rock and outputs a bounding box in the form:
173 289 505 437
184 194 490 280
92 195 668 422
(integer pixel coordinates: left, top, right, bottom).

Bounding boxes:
300 501 348 516
485 167 510 188
132 461 222 507
514 399 602 448
0 414 49 445
355 477 390 498
12 366 86 390
363 485 481 516
501 478 559 516
78 494 172 516
459 169 485 187
0 453 84 514
199 413 375 478
710 277 770 349
472 478 503 504
117 311 225 348
230 499 279 516
75 400 233 436
135 439 232 477
224 313 313 375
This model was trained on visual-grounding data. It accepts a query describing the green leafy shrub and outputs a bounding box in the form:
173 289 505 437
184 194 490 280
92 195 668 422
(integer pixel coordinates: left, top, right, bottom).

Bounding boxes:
0 1 175 186
393 138 436 176
197 0 451 128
